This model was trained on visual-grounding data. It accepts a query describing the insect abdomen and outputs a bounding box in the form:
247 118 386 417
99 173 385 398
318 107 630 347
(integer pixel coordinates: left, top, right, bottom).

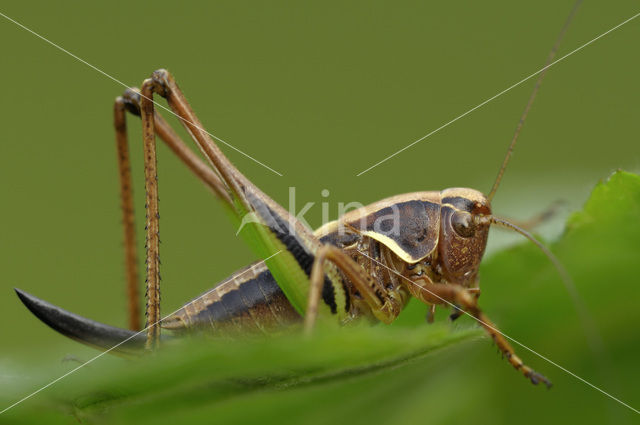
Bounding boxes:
162 262 301 334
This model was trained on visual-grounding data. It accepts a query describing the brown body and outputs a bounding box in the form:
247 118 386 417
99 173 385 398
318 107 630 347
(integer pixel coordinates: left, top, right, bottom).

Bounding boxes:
163 189 491 336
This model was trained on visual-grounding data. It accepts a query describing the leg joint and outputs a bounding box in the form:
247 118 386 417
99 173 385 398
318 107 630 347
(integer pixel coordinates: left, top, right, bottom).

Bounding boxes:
151 69 173 97
121 88 142 116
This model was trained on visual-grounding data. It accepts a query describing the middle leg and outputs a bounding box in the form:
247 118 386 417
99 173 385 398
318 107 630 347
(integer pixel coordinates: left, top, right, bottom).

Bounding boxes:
304 244 404 333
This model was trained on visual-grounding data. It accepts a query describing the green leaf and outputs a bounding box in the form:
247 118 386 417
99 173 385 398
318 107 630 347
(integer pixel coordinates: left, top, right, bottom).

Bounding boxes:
2 171 639 424
1 325 480 424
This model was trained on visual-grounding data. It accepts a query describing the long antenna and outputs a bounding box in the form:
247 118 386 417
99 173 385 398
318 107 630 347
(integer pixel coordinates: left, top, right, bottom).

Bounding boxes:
487 0 583 202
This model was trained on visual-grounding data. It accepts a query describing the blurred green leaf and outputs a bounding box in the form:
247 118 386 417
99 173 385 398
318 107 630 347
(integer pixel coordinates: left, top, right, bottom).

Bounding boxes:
1 325 480 424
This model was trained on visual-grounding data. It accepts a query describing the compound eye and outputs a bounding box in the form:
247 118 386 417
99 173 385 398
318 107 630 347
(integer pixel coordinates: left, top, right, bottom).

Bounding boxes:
451 210 476 238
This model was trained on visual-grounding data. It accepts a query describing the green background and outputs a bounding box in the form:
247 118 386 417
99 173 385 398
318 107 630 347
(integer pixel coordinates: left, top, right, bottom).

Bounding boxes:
1 0 638 423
